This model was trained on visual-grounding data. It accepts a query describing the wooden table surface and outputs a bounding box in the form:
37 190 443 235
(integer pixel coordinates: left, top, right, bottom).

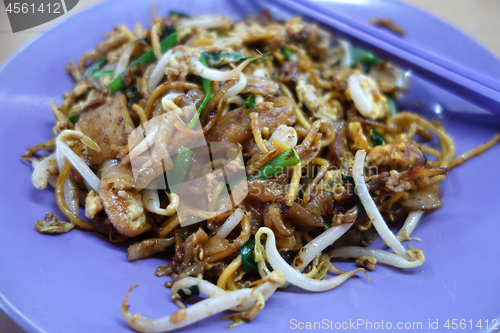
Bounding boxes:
1 0 499 332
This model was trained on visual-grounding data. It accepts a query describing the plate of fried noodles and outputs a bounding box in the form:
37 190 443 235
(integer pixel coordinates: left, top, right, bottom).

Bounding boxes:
1 0 500 332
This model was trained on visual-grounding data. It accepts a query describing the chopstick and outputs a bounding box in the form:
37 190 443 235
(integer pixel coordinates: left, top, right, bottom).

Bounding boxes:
266 0 500 115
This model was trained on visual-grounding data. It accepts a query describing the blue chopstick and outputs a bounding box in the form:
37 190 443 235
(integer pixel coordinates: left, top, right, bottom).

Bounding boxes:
265 0 500 116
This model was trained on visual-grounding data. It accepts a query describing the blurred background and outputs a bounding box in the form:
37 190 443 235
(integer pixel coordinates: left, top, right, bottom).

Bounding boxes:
1 0 499 331
2 0 500 64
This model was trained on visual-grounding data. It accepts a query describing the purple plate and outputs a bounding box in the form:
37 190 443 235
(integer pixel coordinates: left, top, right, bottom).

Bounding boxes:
1 0 500 332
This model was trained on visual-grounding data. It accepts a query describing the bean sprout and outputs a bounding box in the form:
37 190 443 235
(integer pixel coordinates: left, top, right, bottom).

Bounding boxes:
255 227 364 292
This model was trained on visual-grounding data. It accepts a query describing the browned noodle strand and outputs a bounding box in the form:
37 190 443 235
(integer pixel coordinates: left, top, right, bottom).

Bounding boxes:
157 215 181 238
55 146 94 230
22 139 55 160
199 79 235 123
250 112 269 154
448 134 500 170
145 81 203 119
131 104 147 125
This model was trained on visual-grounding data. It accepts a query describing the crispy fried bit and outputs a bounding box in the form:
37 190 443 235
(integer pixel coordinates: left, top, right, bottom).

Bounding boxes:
35 212 75 234
367 136 426 170
85 190 103 219
370 19 404 36
348 121 370 152
356 255 377 270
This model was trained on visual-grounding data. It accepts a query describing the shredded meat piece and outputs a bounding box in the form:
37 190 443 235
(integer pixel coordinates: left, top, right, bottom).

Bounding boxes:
98 160 149 237
385 170 411 193
241 75 279 98
367 136 426 171
297 80 339 120
76 94 134 168
246 175 288 203
316 169 347 200
206 97 295 143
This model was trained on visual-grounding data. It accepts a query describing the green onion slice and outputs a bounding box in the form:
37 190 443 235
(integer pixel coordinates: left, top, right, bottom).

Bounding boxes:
351 48 381 67
92 70 115 79
69 114 80 124
341 175 366 220
172 146 194 186
108 30 179 94
188 57 211 129
83 59 106 78
386 95 397 115
371 129 386 147
243 95 256 109
282 48 293 61
252 148 300 179
169 10 190 18
199 50 271 67
241 236 259 275
177 285 200 302
163 146 194 194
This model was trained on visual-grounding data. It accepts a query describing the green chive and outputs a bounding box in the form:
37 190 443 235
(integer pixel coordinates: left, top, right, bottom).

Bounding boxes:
282 48 293 61
169 10 190 18
83 59 106 78
188 57 211 129
324 218 332 230
69 114 79 124
177 285 200 302
418 147 428 166
243 95 256 109
108 30 179 93
351 48 381 67
371 129 386 147
386 95 397 115
252 148 300 179
271 69 277 80
172 146 194 186
241 236 259 275
162 169 171 195
341 175 366 220
163 146 194 194
92 70 114 79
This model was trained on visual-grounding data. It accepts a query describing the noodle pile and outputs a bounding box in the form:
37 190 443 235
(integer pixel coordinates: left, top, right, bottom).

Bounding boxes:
23 10 500 332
